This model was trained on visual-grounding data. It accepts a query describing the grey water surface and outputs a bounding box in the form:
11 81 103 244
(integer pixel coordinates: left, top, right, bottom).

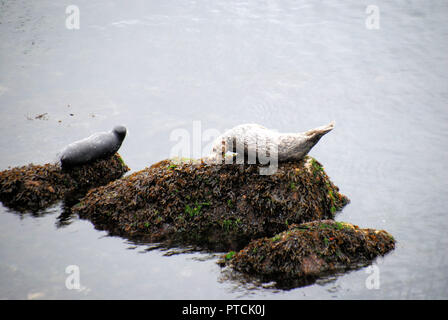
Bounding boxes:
1 0 447 299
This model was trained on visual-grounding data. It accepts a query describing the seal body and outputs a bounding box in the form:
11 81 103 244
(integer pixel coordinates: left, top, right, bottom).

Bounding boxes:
209 122 334 163
60 126 126 168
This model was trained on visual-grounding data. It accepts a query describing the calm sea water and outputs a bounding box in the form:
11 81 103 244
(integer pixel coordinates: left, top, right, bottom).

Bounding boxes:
1 0 447 299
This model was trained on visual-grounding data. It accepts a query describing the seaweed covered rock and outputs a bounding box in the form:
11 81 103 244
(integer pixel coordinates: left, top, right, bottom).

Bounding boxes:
225 220 395 287
73 156 349 250
0 153 129 212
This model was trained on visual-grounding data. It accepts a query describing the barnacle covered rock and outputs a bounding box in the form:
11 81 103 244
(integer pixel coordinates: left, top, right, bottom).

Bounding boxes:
225 220 395 287
0 153 129 212
73 156 349 250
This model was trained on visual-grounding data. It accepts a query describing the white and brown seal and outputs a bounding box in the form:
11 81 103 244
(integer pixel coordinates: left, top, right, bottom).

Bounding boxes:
208 121 334 163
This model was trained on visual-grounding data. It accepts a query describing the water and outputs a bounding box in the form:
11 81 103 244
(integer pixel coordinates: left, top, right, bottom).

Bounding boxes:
1 0 448 299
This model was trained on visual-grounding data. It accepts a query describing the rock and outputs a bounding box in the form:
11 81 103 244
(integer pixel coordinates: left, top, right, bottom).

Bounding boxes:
225 220 395 288
72 156 349 251
0 153 129 212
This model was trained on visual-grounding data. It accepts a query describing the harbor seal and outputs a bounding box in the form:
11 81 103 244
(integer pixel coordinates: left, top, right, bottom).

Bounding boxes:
208 121 334 164
60 125 127 168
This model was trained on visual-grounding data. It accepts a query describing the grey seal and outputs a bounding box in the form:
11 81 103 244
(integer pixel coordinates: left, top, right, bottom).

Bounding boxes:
208 121 334 163
60 125 126 168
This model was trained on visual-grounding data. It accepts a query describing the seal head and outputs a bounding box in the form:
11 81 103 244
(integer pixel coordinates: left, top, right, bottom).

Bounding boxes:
112 125 127 142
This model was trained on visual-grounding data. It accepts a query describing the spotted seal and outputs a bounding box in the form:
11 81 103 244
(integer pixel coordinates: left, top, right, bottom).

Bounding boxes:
208 121 334 163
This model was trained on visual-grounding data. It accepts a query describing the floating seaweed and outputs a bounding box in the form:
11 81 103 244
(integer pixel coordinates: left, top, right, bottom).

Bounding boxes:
73 156 349 251
223 220 395 288
0 153 129 212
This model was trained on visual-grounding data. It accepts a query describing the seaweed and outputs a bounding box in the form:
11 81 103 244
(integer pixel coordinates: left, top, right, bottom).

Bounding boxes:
224 220 395 288
0 153 129 212
1 150 397 287
73 156 349 251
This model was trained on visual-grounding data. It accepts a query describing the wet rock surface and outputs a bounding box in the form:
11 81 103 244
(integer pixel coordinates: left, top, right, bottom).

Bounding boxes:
224 220 395 288
73 156 349 251
0 153 129 212
2 151 396 287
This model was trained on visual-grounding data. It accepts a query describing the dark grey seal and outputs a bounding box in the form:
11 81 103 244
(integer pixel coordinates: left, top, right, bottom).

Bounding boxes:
60 125 126 168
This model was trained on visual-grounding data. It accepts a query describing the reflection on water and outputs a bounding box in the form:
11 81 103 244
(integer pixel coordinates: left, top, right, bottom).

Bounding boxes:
1 0 448 299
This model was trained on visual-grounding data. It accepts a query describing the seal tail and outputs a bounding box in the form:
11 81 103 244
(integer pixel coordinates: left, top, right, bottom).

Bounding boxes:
304 121 335 140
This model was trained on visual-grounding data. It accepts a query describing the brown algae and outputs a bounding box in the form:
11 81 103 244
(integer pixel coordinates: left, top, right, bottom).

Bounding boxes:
0 153 129 212
73 156 349 250
225 220 395 286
